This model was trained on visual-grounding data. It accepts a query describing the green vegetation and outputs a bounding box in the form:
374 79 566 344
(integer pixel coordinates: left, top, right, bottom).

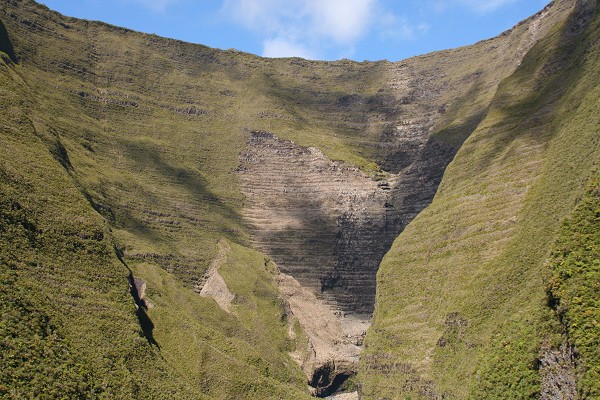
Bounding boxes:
0 63 204 397
1 0 598 398
127 242 311 399
546 173 600 398
0 2 313 397
0 60 311 397
361 2 600 399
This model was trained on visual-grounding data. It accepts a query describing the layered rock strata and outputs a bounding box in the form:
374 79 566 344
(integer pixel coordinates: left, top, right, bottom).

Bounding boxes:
238 131 455 395
238 131 399 313
238 130 456 314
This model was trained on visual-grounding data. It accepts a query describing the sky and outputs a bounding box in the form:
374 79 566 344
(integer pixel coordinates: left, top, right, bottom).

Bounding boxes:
36 0 552 62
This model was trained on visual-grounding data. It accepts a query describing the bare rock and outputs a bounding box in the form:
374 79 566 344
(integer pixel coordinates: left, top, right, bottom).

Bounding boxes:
196 239 235 312
540 343 579 400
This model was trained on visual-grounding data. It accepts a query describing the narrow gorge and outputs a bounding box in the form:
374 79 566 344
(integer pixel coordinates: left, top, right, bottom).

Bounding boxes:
236 128 458 394
1 0 597 398
234 3 579 392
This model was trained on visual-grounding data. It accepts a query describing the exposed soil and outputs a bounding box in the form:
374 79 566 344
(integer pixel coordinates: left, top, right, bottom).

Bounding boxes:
196 239 235 312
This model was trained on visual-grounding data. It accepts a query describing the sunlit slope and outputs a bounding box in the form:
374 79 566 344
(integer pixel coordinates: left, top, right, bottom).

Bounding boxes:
361 2 600 399
0 54 210 398
0 0 590 398
0 16 311 400
0 0 573 307
0 105 311 398
546 173 600 398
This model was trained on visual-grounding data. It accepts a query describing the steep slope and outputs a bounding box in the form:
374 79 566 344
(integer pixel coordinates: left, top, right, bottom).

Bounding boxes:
0 83 311 398
0 55 208 398
545 174 599 399
0 5 312 398
0 0 575 316
237 0 577 315
361 1 600 398
0 0 592 398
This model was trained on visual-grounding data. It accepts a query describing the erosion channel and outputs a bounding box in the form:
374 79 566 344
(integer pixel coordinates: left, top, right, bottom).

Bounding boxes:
237 130 454 396
233 4 578 394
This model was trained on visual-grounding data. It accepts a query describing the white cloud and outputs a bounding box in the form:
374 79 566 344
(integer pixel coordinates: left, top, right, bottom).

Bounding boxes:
222 0 284 33
127 0 180 13
380 13 430 41
306 0 375 44
223 0 375 43
222 0 429 59
262 38 317 59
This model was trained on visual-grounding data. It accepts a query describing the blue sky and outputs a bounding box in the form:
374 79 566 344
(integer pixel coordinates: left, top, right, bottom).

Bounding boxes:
37 0 551 61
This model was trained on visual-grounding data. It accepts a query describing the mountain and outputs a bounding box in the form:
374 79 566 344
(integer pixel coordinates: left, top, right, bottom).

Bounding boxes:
0 0 597 398
361 1 600 398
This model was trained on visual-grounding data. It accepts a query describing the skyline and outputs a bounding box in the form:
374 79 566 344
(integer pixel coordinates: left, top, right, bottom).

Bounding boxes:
37 0 552 61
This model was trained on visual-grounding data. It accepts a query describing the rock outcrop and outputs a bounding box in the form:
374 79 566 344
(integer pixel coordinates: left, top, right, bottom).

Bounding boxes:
196 239 235 312
239 131 399 313
278 272 368 396
238 131 455 395
236 1 572 316
238 131 457 314
236 130 457 394
540 343 579 400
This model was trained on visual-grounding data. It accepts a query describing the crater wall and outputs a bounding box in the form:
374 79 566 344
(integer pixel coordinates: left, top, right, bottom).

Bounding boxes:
238 131 454 313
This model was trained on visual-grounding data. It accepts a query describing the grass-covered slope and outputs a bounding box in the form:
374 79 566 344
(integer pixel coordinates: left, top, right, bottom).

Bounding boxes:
546 173 599 398
0 0 573 300
0 56 206 398
360 1 600 398
0 0 590 397
0 9 312 399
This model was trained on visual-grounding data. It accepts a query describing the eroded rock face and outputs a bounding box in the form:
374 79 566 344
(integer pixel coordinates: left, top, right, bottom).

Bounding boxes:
196 239 235 313
238 131 400 313
238 131 454 314
234 4 569 393
238 130 456 395
278 272 368 396
540 343 578 400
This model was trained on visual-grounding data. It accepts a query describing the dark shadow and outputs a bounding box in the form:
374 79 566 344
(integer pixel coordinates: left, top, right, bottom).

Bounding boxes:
309 362 354 397
127 271 160 348
423 75 487 153
119 139 244 243
114 245 159 347
49 139 74 172
82 191 116 224
0 20 17 63
135 307 159 347
433 109 488 151
467 1 595 173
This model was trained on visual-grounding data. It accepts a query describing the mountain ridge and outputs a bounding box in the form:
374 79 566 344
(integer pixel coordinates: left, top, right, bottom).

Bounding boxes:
0 0 597 398
361 1 599 397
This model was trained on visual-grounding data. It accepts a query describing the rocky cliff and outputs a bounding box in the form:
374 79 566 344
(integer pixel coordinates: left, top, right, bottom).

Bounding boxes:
0 0 596 398
238 131 395 313
237 0 577 316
